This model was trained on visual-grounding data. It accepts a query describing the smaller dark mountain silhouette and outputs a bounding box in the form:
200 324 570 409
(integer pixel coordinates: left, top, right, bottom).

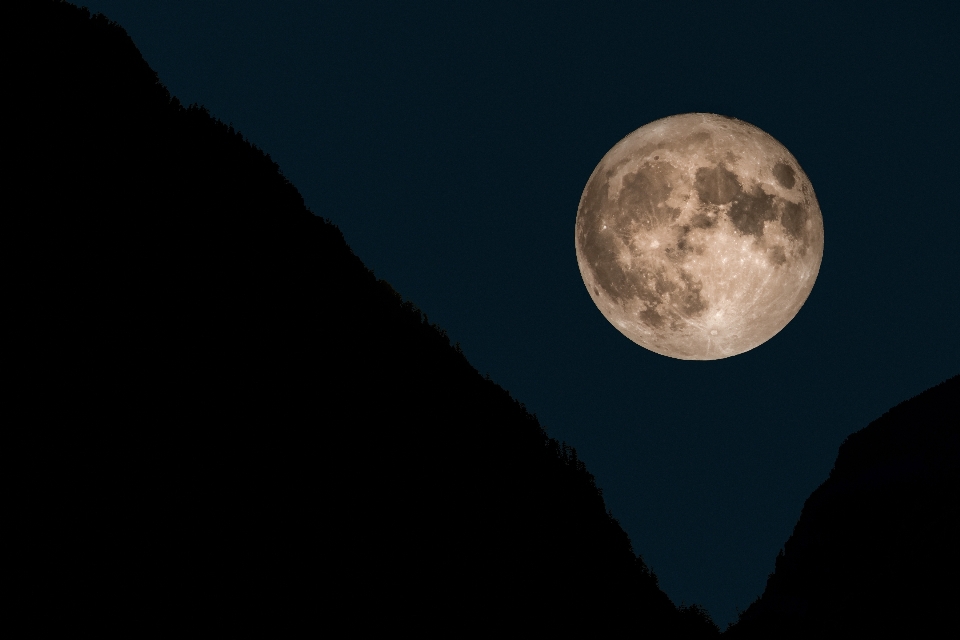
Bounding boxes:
725 375 959 638
19 3 721 636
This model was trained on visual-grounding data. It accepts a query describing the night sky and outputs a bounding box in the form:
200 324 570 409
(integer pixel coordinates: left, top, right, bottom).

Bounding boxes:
83 1 959 626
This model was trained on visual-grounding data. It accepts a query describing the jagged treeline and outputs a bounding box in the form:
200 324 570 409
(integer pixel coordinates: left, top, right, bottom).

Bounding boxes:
20 2 720 636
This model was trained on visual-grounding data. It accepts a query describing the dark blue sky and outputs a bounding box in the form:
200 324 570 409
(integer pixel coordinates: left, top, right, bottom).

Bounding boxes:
84 0 959 625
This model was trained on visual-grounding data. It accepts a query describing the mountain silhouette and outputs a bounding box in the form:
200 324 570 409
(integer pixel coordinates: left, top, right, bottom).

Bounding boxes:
21 2 721 635
725 375 959 637
21 3 957 636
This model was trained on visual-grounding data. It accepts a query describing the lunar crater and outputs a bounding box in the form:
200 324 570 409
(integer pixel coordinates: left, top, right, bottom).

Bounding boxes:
576 113 823 360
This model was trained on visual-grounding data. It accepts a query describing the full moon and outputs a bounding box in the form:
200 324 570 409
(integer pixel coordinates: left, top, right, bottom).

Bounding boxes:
575 113 823 360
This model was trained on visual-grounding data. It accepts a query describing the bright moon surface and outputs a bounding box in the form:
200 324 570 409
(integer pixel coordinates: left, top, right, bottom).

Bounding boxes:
575 113 824 360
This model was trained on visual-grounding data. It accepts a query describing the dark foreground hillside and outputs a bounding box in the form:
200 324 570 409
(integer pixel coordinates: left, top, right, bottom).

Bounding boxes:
725 375 959 638
18 2 719 636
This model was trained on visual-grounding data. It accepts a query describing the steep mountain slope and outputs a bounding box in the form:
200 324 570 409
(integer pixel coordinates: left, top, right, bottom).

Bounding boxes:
726 375 959 637
19 2 719 635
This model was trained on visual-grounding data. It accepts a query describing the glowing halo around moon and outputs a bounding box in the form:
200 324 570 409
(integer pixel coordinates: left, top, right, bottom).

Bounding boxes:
575 113 824 360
